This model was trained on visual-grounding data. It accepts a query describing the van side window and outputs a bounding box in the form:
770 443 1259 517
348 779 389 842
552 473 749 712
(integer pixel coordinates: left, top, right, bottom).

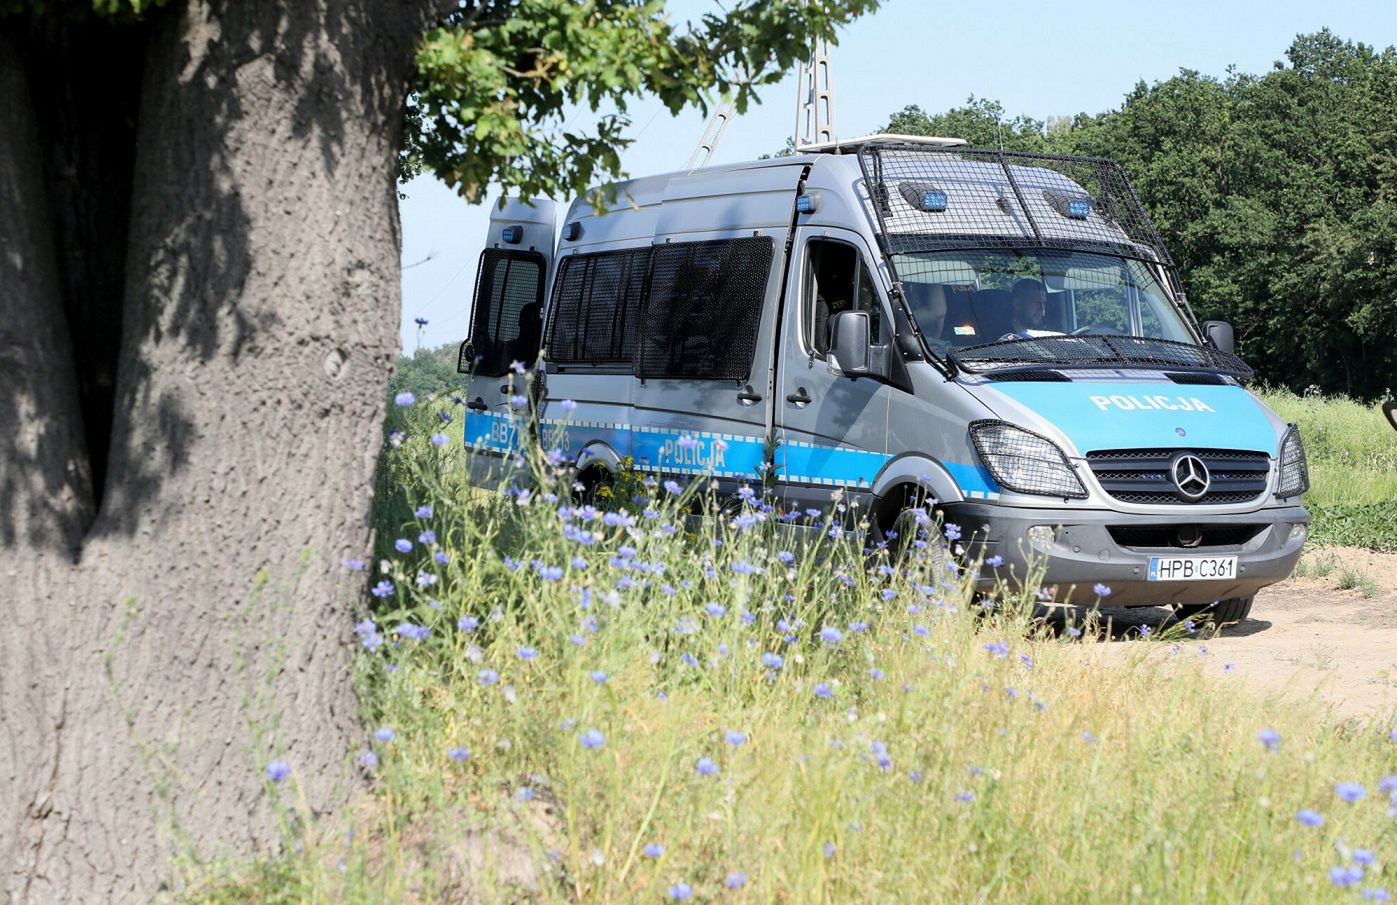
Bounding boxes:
547 247 648 365
465 248 545 377
636 236 774 380
806 239 885 355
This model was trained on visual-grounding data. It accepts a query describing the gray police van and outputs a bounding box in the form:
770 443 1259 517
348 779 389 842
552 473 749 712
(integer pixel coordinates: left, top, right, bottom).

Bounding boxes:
458 136 1310 624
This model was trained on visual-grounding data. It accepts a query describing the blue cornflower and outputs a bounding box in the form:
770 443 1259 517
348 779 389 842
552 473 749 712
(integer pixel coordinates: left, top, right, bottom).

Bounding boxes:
447 746 469 762
478 669 500 686
849 621 869 633
419 530 437 545
516 786 535 801
1353 850 1376 866
370 580 394 598
342 559 365 571
580 728 604 750
725 730 748 746
762 652 784 670
823 842 837 859
871 740 892 770
1337 782 1367 803
559 398 577 412
394 538 412 553
509 394 527 408
430 433 449 447
266 760 291 782
813 683 834 699
725 872 747 889
414 504 433 519
1296 809 1324 827
819 625 843 644
679 652 699 667
434 551 449 565
536 565 564 581
394 391 416 407
358 751 378 767
1332 866 1364 888
589 671 607 684
668 882 692 901
643 842 665 858
881 588 897 601
663 480 683 495
1082 731 1099 744
943 523 962 541
986 555 1004 567
517 646 538 661
869 667 885 680
396 622 430 641
1066 625 1083 638
984 641 1009 659
374 727 395 742
955 790 974 802
1362 889 1391 902
777 550 795 563
696 757 719 776
704 601 727 617
1257 728 1281 752
457 615 480 632
732 560 756 575
1093 583 1112 597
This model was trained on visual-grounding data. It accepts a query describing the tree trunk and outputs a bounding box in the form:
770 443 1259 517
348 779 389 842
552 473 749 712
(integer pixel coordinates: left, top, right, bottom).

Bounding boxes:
1 2 438 900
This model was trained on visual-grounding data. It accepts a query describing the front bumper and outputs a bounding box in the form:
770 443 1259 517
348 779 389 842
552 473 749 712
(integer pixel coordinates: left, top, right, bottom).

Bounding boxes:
944 501 1308 607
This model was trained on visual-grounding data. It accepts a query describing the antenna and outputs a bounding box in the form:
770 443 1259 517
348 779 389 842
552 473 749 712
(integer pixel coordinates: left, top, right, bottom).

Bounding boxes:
685 84 740 170
793 37 836 151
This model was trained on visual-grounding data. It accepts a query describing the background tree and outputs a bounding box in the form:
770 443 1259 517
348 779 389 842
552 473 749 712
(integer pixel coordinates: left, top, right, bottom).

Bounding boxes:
885 31 1397 398
0 1 878 901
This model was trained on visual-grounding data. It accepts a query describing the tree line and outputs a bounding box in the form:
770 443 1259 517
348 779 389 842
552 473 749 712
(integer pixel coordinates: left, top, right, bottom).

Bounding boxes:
884 30 1396 400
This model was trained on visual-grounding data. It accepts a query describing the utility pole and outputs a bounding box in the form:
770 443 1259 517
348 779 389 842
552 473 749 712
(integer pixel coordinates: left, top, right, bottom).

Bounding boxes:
793 37 835 151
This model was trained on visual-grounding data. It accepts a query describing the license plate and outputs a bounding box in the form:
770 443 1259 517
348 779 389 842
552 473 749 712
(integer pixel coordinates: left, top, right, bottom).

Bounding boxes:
1147 555 1238 582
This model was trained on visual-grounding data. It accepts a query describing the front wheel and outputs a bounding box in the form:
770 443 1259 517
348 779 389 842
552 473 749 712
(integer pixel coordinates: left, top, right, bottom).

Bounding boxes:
873 491 950 578
1172 596 1253 628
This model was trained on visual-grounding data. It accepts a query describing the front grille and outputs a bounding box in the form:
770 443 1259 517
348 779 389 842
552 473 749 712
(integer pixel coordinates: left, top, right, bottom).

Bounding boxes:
1086 448 1270 505
1107 524 1267 549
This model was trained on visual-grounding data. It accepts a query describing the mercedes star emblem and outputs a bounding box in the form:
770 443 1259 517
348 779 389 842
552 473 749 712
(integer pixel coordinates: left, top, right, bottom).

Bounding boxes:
1170 453 1211 501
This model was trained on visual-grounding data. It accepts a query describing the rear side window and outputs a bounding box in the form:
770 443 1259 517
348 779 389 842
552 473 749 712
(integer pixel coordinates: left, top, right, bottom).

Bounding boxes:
547 248 648 365
464 249 545 377
635 237 774 380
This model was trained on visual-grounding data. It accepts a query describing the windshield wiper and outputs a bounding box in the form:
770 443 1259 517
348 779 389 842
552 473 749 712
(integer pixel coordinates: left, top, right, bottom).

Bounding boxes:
948 334 1253 379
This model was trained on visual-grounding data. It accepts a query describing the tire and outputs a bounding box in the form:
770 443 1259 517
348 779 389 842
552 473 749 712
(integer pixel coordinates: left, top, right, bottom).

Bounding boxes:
873 489 949 577
1172 596 1253 628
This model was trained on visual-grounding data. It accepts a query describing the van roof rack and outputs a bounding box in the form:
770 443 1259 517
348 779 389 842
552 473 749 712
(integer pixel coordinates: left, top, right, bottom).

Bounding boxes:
799 133 967 154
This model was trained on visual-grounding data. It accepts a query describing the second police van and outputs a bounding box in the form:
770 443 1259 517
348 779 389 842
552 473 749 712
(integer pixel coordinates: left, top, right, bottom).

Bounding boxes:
458 137 1310 626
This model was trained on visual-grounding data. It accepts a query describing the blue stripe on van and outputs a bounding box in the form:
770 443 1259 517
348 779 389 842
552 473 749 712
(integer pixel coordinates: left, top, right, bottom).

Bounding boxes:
461 410 998 499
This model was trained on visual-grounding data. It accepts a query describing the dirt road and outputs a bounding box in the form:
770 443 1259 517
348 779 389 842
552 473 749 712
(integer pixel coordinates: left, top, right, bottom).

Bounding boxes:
1084 546 1397 721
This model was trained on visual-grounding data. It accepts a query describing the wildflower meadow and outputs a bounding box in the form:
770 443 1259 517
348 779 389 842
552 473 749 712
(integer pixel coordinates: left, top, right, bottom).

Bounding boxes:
191 387 1396 903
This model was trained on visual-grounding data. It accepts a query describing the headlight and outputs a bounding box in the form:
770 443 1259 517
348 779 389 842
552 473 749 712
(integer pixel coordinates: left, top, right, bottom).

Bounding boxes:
969 420 1088 499
1276 424 1309 499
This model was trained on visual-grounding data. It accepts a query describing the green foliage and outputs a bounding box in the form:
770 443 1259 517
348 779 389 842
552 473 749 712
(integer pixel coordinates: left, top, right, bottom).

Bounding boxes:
1258 387 1397 551
194 401 1397 901
889 31 1397 399
406 0 881 202
388 343 464 404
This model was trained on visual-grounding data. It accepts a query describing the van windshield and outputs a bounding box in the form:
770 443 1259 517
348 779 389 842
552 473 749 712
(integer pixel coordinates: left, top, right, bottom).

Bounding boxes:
894 248 1194 351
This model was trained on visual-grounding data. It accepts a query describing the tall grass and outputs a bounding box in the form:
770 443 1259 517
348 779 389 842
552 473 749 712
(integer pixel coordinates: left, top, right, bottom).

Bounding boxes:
1258 388 1397 550
188 392 1397 903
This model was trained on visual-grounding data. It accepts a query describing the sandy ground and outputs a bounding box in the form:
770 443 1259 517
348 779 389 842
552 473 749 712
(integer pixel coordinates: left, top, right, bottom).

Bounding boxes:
1070 546 1397 722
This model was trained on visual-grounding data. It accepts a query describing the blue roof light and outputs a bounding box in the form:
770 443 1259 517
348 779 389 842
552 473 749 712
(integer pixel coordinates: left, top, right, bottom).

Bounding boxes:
1066 199 1091 219
501 225 523 244
920 190 948 212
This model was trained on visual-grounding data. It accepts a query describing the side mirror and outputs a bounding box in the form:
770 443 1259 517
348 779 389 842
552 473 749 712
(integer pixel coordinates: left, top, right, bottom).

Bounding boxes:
1202 320 1235 354
827 310 870 376
1383 399 1397 432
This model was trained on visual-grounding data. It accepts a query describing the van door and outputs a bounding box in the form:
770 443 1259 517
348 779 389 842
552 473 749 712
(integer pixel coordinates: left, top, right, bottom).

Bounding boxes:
775 229 894 513
628 233 783 489
461 198 555 457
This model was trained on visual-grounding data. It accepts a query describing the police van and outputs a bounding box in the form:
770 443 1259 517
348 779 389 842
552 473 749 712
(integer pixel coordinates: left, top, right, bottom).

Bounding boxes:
458 137 1309 625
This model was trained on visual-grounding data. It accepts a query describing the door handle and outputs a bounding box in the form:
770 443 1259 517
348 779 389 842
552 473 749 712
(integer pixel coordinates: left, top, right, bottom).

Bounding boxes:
737 389 763 404
466 397 488 412
786 387 811 406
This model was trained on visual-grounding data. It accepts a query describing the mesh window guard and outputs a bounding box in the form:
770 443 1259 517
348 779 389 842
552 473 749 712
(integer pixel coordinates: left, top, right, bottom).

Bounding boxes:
466 249 545 377
856 144 1173 267
635 237 775 380
547 247 649 365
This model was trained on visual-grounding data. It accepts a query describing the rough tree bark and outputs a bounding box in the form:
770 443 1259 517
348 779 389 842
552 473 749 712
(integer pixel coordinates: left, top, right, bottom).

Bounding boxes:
1 2 443 900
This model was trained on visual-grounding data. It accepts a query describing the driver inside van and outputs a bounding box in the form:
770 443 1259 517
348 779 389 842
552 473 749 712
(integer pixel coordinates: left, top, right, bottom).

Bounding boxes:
1000 278 1061 340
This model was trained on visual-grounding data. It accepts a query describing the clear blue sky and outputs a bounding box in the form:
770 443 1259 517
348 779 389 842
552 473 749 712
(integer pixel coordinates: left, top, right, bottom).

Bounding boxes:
399 0 1397 353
